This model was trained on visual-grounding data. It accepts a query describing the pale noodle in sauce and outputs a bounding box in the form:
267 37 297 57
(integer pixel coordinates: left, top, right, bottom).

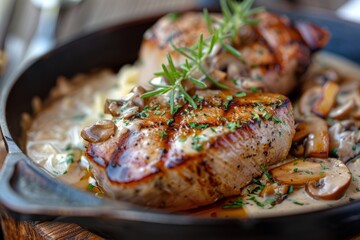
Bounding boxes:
24 52 360 217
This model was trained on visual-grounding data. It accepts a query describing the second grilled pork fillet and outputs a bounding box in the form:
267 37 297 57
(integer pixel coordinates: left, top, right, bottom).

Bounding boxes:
84 91 295 211
138 11 328 95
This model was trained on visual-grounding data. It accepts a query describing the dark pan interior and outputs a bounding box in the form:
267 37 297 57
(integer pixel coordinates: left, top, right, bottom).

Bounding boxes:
1 8 360 240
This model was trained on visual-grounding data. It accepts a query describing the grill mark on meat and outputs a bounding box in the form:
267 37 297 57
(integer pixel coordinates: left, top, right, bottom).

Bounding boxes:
85 91 295 210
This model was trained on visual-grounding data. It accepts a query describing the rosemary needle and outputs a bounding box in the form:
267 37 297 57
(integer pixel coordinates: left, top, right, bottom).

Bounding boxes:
141 0 263 114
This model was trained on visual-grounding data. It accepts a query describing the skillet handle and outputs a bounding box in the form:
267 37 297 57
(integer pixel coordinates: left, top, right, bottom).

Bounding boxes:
0 152 107 221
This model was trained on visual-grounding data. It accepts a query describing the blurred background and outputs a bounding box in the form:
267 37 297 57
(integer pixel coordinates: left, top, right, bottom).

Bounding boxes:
0 0 360 239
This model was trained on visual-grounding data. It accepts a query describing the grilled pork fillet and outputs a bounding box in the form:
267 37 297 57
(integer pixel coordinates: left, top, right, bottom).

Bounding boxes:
138 11 329 95
84 91 295 211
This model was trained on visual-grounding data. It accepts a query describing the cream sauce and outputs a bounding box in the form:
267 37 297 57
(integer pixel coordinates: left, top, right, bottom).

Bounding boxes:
25 53 360 217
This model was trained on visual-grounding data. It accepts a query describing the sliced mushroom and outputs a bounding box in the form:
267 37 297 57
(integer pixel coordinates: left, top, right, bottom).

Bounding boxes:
293 115 329 158
311 81 339 117
259 182 289 198
81 120 116 143
328 120 360 162
298 86 321 115
270 159 325 186
305 159 352 200
104 86 145 118
271 158 351 200
328 99 355 120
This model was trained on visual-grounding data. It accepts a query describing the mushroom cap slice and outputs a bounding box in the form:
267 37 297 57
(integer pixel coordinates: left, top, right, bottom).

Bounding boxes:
311 81 339 117
306 159 351 200
270 159 325 186
293 115 329 158
270 158 352 200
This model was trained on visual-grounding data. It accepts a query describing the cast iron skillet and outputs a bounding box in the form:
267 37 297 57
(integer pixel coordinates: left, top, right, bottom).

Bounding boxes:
1 6 360 240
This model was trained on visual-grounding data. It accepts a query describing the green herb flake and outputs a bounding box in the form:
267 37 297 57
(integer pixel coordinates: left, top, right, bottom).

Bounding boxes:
167 118 174 125
222 198 244 209
189 122 209 129
160 131 168 140
320 164 329 170
248 196 275 208
87 184 95 191
288 185 294 194
227 122 241 132
65 153 75 164
166 12 181 21
250 87 258 93
235 92 247 98
252 178 263 186
226 95 233 101
251 111 261 122
263 112 272 120
260 165 274 183
293 200 304 206
65 144 72 151
272 116 282 124
352 145 357 151
331 148 338 156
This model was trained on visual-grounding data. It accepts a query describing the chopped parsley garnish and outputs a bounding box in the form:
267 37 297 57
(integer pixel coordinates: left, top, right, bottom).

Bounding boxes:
320 163 329 170
292 200 304 206
252 178 264 186
288 185 293 194
226 95 233 101
87 184 95 191
250 87 258 93
261 165 274 183
167 118 174 125
160 131 168 140
263 112 272 120
248 196 275 208
235 92 247 98
227 122 241 132
356 187 360 192
191 135 209 151
251 111 261 122
210 127 217 133
272 116 282 124
65 143 72 151
352 145 357 151
166 12 181 21
137 111 149 118
331 148 338 157
65 153 74 164
189 122 209 129
222 198 244 209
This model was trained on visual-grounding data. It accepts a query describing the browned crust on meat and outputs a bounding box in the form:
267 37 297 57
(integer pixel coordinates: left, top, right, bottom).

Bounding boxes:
85 92 294 210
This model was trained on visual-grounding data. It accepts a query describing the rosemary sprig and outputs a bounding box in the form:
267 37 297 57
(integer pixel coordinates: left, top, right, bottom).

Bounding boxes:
141 0 263 114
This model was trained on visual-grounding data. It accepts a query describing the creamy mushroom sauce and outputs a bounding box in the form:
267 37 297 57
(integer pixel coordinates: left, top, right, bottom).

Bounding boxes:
25 53 360 217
